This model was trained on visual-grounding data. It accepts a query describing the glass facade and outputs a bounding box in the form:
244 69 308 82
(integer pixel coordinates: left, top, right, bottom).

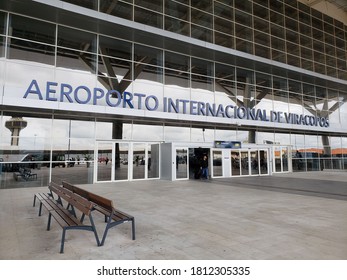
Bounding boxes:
1 1 347 188
62 0 347 80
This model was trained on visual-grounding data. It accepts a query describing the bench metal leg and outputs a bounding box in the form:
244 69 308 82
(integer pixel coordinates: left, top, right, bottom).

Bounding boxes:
39 202 43 216
33 195 37 207
47 212 52 230
89 216 100 247
100 226 109 246
131 218 136 240
60 228 66 253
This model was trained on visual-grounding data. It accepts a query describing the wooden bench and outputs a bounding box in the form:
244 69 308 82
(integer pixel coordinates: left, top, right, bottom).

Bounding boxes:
34 182 100 253
62 180 135 246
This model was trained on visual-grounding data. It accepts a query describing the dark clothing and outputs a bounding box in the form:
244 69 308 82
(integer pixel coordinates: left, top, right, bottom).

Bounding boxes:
200 157 209 179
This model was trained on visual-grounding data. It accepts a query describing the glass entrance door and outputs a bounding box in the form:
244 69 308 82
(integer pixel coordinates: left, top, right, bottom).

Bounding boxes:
96 142 113 182
95 141 160 182
133 143 145 179
259 150 268 174
115 142 129 181
231 151 241 176
212 150 223 177
240 151 250 175
231 149 269 176
176 148 188 179
273 146 290 173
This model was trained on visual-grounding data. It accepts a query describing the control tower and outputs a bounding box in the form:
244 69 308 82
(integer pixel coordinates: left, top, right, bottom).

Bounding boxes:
5 117 28 146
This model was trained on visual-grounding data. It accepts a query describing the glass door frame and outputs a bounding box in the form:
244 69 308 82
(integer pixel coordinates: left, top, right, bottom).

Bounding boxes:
175 147 189 180
272 145 291 173
230 148 270 177
94 141 160 183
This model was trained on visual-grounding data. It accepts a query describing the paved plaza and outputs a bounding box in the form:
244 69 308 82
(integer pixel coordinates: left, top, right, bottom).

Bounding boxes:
0 171 346 260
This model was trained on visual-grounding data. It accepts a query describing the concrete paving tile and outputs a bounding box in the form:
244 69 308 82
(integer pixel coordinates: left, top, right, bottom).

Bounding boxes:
1 171 347 260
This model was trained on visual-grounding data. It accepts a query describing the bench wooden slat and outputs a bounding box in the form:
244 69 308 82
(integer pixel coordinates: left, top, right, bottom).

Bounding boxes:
50 183 92 216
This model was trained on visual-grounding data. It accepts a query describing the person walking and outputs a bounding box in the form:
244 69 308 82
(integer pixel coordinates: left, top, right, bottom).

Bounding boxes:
200 155 209 180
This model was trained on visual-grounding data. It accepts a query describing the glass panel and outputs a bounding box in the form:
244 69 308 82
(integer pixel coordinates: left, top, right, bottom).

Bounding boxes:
99 36 132 61
191 57 213 77
64 0 98 10
165 51 190 72
95 121 113 139
191 25 212 43
274 146 281 172
282 147 289 171
191 8 212 29
148 144 160 179
135 0 163 13
176 148 188 179
192 0 212 13
259 150 268 174
134 44 163 67
132 123 163 141
164 126 190 142
97 142 112 181
293 149 305 172
240 151 249 175
231 151 240 176
133 143 146 179
58 26 96 53
10 15 56 44
164 16 190 36
7 39 55 65
134 7 163 29
115 143 129 180
0 36 4 57
57 48 96 73
1 111 53 188
214 2 233 20
165 1 189 21
212 150 222 177
0 12 6 35
100 0 133 20
250 150 259 175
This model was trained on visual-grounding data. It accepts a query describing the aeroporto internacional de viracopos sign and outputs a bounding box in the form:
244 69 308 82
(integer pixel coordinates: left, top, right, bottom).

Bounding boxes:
23 80 330 128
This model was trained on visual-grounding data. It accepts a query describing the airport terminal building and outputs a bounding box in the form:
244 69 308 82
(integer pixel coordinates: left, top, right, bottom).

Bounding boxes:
0 0 347 188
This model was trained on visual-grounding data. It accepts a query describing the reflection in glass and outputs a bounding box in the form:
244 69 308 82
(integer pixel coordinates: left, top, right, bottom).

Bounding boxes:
250 150 259 175
57 48 97 73
8 39 55 65
282 147 289 171
97 142 112 181
148 144 160 179
100 0 133 20
212 150 222 177
58 26 96 53
259 150 268 174
293 149 306 172
134 7 163 29
176 148 188 179
133 143 145 179
132 123 163 141
134 44 163 66
274 147 281 172
240 151 249 175
0 36 4 57
10 14 56 44
115 143 129 180
0 12 6 35
231 151 240 176
64 0 98 10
